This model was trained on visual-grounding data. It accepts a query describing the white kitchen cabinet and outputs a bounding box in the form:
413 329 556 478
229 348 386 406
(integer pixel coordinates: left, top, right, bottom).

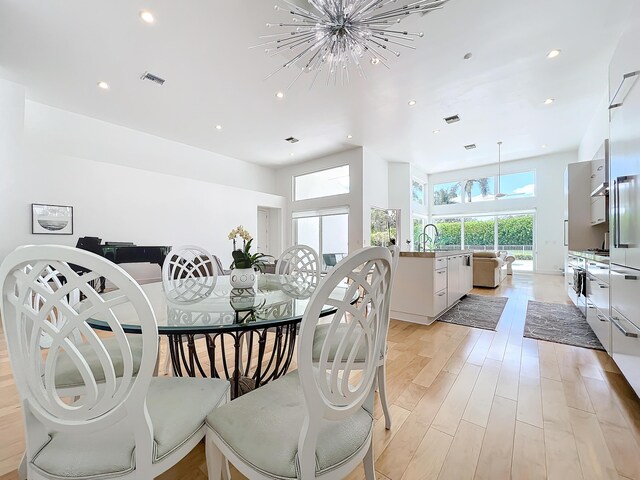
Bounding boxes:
611 308 640 395
591 196 607 226
390 251 473 325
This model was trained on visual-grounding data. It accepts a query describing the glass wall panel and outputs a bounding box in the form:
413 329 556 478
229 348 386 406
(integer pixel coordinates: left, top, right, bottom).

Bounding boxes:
498 214 534 272
464 216 495 251
433 217 462 250
322 214 349 269
294 216 320 254
294 165 350 201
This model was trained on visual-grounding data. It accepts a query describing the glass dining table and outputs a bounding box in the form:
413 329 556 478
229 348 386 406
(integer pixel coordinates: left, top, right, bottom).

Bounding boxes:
88 273 355 398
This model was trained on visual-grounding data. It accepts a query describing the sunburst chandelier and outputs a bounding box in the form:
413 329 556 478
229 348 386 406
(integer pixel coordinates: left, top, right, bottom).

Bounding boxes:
254 0 450 87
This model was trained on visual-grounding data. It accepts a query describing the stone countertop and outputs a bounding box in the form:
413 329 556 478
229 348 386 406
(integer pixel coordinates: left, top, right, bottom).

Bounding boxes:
569 250 610 265
400 250 473 258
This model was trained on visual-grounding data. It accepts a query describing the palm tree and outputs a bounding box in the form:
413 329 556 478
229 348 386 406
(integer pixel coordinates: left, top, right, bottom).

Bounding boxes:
434 184 460 205
463 178 491 202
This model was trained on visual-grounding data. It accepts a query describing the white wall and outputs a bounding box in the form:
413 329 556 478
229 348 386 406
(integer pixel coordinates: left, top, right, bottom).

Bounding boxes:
579 89 609 161
362 147 389 246
24 101 278 195
428 151 577 274
276 148 364 253
388 163 412 249
0 79 285 280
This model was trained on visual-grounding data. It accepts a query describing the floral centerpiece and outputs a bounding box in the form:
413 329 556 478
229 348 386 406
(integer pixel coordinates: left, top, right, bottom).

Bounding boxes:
228 226 271 288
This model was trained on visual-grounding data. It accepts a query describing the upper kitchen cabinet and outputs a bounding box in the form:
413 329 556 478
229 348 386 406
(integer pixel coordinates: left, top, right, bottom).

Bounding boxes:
565 161 609 251
590 140 609 226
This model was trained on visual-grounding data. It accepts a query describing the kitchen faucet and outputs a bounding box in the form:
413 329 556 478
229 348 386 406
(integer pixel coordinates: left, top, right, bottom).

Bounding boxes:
417 223 439 252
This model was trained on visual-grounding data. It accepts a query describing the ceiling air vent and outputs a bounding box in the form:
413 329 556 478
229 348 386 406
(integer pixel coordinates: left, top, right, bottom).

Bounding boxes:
464 144 477 150
444 115 460 124
285 137 299 144
140 71 166 86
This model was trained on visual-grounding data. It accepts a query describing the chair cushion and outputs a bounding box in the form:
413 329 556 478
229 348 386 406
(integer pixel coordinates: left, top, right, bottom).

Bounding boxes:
31 377 229 478
206 371 373 480
53 335 144 389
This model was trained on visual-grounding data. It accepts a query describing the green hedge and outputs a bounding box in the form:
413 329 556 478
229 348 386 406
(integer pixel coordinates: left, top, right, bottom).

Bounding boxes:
435 216 533 247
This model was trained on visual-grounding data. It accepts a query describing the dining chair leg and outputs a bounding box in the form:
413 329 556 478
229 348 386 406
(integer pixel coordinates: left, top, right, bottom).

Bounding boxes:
363 441 376 480
18 452 27 480
378 363 392 430
162 336 172 375
206 437 224 480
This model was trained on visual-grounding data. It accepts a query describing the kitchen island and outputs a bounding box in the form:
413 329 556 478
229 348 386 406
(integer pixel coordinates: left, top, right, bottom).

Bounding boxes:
390 251 474 325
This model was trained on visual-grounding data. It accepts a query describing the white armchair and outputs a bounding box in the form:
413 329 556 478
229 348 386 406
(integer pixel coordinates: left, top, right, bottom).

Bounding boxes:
0 245 229 480
205 246 393 480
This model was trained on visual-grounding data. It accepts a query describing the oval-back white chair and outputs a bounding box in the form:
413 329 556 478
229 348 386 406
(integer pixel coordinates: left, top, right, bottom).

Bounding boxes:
0 245 229 480
162 245 218 303
276 244 320 288
205 246 392 480
161 245 218 374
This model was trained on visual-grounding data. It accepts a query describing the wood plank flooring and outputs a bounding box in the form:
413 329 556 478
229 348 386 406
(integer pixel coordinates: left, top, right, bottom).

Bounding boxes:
2 274 640 479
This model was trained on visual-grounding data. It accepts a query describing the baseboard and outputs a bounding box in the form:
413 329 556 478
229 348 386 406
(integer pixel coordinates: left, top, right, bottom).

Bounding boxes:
535 270 564 276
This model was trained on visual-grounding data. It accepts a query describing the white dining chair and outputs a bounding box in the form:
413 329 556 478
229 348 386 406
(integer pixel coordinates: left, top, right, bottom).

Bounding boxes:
276 244 321 287
311 245 400 430
161 245 218 373
205 246 393 480
0 245 230 480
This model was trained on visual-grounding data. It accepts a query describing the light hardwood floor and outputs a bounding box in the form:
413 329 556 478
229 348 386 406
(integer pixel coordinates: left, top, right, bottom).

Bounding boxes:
2 274 640 480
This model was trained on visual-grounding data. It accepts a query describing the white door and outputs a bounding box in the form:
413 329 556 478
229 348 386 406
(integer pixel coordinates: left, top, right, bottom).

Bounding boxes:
257 209 270 255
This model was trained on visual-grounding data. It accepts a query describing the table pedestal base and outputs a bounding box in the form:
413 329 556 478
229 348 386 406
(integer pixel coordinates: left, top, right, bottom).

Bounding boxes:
167 322 298 399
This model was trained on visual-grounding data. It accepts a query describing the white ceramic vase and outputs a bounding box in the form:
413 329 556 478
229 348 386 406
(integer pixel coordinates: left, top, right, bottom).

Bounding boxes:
229 267 257 289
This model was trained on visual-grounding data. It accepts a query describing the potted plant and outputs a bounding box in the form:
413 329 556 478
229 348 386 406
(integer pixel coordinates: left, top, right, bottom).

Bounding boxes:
228 227 271 288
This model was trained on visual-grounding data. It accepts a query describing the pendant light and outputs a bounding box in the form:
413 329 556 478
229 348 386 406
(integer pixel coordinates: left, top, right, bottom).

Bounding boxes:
495 141 506 198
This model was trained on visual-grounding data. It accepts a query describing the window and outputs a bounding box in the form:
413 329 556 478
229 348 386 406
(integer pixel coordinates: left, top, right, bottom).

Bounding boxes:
464 216 495 251
371 208 399 247
433 217 462 250
460 177 494 203
433 181 462 205
498 214 534 272
294 165 350 201
412 179 425 205
497 171 535 198
413 217 425 248
293 211 349 271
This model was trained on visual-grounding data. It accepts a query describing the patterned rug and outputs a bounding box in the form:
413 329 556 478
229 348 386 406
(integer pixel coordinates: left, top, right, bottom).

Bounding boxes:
438 294 508 331
524 301 604 350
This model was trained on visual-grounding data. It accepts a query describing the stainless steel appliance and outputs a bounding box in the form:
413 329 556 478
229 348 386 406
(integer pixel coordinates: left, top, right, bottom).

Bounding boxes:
608 32 640 395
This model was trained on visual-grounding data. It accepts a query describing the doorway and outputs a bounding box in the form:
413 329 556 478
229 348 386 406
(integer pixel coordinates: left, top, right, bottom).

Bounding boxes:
293 210 349 272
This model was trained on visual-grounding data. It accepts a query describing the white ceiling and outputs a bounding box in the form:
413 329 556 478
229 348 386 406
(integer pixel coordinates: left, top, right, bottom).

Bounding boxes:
0 0 634 173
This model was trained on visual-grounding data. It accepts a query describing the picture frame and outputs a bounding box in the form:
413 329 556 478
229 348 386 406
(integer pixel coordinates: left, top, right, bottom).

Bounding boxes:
31 203 74 235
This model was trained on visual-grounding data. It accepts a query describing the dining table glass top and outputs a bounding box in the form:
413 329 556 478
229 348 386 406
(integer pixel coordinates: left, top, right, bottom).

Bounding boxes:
87 273 353 334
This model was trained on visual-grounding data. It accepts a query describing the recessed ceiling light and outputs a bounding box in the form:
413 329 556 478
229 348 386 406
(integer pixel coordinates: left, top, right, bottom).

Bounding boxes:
139 10 155 24
433 129 440 134
408 100 417 106
215 125 223 130
290 153 294 157
544 98 555 105
547 49 561 59
541 144 548 148
347 134 353 139
97 81 110 90
276 91 285 99
370 58 380 65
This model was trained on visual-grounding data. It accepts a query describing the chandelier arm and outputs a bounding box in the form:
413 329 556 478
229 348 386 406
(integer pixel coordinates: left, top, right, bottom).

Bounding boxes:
251 32 316 50
373 31 416 41
371 35 416 49
279 0 315 17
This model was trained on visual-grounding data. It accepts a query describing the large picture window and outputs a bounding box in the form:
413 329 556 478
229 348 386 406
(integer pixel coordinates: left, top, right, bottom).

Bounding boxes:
498 171 535 198
433 181 462 205
294 165 350 201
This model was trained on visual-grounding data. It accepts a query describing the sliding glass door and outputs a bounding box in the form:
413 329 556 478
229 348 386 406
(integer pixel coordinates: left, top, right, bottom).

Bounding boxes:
433 212 535 273
294 211 349 271
498 214 534 272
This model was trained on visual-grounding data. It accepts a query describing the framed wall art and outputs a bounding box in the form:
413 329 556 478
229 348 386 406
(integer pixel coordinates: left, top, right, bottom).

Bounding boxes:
31 203 74 235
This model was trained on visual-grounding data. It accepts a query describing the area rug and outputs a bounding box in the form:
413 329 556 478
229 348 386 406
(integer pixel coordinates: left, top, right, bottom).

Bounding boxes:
524 301 604 350
438 294 508 331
